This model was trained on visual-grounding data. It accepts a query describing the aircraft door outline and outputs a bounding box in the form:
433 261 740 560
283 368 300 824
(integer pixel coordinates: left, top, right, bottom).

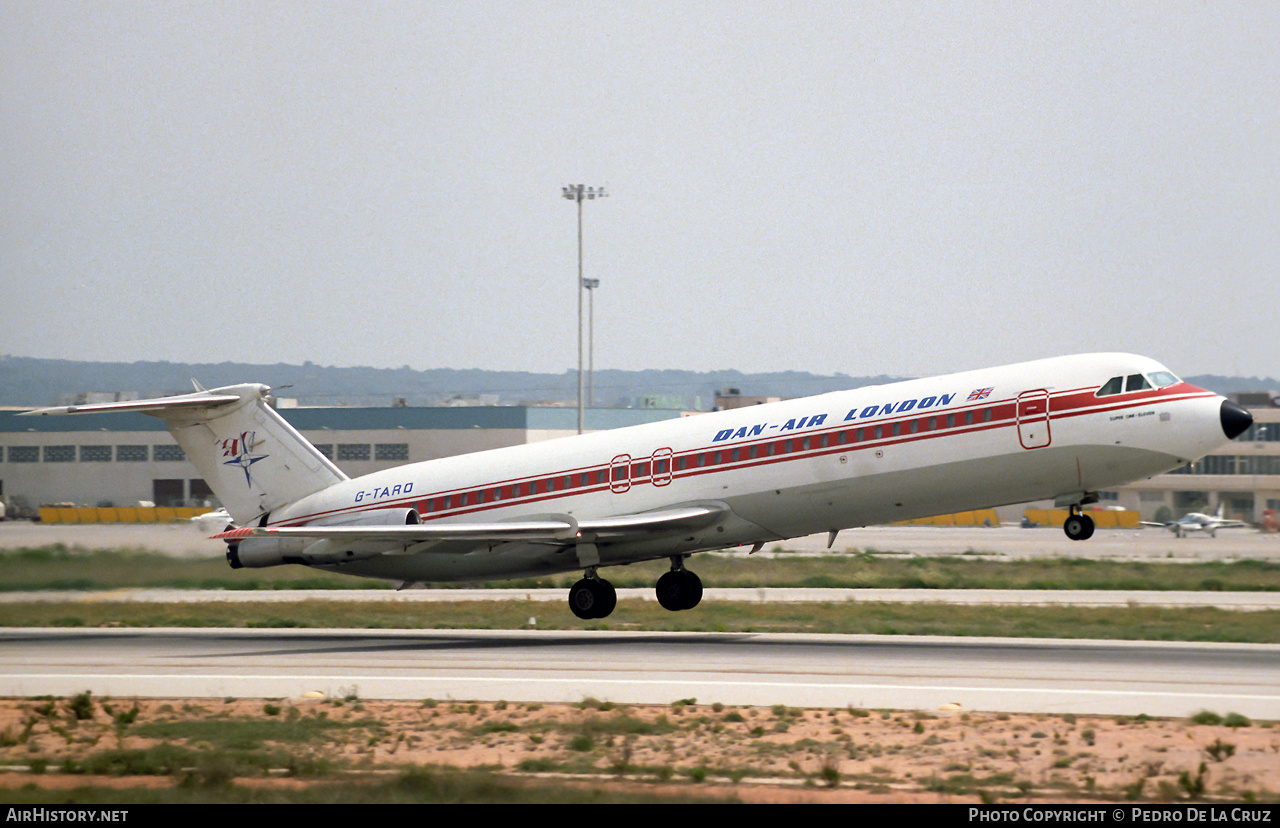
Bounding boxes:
1016 389 1052 450
651 447 673 486
610 454 632 493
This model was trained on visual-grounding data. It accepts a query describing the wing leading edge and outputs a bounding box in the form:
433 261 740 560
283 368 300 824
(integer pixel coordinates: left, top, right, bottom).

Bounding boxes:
212 503 728 546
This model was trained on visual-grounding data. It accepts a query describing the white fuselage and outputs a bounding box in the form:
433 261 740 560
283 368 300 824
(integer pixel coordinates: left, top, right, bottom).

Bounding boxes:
267 353 1231 582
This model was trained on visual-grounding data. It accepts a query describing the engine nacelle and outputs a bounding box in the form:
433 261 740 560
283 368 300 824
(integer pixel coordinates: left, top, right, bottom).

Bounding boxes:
226 508 420 569
308 507 420 528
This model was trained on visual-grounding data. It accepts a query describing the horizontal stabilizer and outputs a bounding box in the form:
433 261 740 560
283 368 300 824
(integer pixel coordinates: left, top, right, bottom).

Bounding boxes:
21 390 244 417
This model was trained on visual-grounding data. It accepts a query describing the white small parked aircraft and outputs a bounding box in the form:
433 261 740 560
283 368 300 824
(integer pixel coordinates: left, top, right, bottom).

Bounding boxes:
1141 503 1250 538
23 353 1252 619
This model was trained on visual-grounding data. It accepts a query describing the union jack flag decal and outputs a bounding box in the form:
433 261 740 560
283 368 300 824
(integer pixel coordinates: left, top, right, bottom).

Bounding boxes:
967 387 993 402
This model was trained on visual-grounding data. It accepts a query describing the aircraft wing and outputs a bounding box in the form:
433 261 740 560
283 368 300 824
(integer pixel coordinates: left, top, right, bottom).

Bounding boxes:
212 503 727 546
1139 521 1173 528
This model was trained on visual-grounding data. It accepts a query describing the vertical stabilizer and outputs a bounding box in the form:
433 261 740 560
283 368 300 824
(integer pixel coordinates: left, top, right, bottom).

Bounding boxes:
22 384 347 524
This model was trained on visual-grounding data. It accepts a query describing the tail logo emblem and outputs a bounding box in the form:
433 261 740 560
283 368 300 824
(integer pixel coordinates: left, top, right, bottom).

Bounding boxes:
220 431 268 487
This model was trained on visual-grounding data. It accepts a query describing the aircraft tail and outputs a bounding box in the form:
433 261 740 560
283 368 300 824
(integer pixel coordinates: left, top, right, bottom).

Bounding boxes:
22 384 347 525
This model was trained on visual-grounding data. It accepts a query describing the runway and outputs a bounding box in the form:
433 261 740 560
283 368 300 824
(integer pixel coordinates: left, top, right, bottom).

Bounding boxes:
3 628 1278 718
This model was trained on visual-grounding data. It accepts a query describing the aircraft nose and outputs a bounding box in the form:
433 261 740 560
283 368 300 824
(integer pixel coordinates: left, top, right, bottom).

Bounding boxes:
1220 399 1253 440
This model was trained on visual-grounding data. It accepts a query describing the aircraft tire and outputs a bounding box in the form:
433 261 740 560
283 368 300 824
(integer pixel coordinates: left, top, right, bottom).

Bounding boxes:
656 570 702 611
569 578 616 619
1063 514 1095 541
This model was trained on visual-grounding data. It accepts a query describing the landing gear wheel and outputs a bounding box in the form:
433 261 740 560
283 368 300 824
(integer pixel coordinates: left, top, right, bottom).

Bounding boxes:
568 578 616 619
656 570 703 611
1063 513 1095 541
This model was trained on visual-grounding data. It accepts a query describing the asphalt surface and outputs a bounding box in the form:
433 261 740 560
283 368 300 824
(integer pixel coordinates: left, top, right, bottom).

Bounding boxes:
2 627 1277 717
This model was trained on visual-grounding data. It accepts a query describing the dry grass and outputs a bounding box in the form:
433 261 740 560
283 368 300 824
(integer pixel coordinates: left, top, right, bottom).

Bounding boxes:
1 695 1276 803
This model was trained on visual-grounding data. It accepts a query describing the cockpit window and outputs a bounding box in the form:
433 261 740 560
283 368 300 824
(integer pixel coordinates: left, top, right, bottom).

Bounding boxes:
1125 374 1153 393
1149 371 1180 388
1096 376 1123 397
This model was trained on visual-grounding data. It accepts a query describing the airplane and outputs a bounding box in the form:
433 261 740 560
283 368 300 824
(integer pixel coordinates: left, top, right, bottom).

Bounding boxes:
1141 503 1250 538
22 353 1252 619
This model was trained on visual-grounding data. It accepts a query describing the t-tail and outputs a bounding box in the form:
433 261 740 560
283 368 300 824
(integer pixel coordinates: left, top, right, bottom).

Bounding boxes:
21 384 347 525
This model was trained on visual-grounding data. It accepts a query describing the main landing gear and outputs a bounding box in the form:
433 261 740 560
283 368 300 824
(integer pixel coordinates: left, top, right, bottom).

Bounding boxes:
656 559 703 612
568 570 616 620
567 558 704 619
1063 505 1095 541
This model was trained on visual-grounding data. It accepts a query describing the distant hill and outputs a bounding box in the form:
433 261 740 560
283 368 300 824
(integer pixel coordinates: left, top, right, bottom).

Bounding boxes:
2 355 1274 410
0 355 901 409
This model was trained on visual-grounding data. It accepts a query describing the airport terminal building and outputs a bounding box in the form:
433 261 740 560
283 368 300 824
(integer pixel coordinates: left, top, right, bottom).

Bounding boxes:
1 395 1277 524
0 405 685 515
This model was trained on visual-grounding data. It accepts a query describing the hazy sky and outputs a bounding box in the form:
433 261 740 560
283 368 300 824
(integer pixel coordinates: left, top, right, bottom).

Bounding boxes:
3 2 1278 381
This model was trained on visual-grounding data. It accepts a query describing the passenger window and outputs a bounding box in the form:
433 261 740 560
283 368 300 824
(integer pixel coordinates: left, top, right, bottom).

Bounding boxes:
1096 376 1123 397
1125 374 1152 393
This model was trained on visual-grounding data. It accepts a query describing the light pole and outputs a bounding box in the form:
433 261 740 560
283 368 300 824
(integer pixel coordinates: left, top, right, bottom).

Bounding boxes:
561 184 606 434
583 277 599 407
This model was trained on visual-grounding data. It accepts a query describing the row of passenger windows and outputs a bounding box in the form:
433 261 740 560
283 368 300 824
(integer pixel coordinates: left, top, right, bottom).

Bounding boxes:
419 407 998 512
1096 371 1180 397
0 445 185 463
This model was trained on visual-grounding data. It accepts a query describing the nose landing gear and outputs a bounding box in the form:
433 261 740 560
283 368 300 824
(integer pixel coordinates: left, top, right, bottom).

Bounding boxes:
1063 505 1095 541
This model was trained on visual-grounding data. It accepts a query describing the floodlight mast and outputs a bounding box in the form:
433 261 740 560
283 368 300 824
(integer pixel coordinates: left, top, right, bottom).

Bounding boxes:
561 185 607 434
583 277 600 407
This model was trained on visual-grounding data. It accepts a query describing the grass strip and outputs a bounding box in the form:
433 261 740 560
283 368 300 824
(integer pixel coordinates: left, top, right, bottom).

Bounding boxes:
4 546 1280 593
1 599 1277 642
